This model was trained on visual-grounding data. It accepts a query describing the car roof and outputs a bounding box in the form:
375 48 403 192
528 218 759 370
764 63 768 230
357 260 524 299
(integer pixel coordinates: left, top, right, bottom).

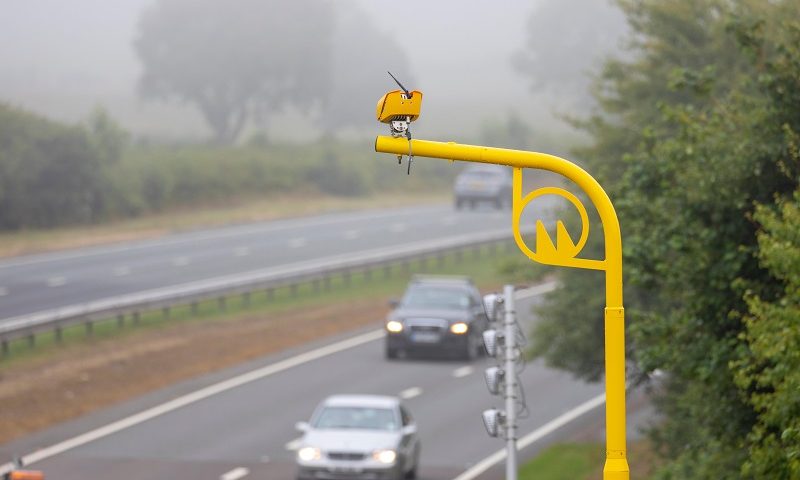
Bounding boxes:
323 394 400 409
410 275 475 287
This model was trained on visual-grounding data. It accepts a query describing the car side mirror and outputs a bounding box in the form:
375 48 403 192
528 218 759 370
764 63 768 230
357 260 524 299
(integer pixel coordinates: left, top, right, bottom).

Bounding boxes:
388 299 400 308
295 421 310 432
401 424 417 436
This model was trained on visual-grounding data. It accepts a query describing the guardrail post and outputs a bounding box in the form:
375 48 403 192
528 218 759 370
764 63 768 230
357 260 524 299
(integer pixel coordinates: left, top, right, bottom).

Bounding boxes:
383 264 391 279
85 320 93 336
364 267 372 282
473 244 481 259
191 302 198 316
489 242 497 257
162 307 170 319
133 311 140 325
243 291 251 307
323 274 331 291
28 333 35 348
267 288 274 301
312 278 320 293
343 270 351 287
402 260 410 274
290 283 298 297
455 248 463 263
1 339 8 356
420 256 428 270
218 296 226 311
55 325 63 343
117 314 125 328
437 252 445 268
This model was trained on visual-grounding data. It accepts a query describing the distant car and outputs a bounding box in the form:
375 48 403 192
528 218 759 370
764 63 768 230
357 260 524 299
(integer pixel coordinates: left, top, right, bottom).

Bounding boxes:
453 165 512 209
384 275 488 360
295 394 421 480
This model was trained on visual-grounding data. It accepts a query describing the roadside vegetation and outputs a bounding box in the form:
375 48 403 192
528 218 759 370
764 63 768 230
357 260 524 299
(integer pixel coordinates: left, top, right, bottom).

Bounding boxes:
517 1 800 477
0 104 455 233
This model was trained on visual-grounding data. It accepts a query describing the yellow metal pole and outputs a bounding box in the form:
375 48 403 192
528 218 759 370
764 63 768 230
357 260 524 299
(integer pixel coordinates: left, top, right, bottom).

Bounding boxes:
375 136 629 479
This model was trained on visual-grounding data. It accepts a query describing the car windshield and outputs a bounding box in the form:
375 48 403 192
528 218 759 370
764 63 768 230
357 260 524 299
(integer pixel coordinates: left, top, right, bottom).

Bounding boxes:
459 170 504 181
402 285 470 309
313 406 398 431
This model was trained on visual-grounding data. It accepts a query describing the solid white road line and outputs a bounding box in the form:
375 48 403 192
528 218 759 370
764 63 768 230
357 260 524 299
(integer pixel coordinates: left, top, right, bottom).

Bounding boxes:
399 387 422 400
285 437 303 451
46 277 66 287
452 393 607 480
0 329 385 475
452 366 474 378
220 467 249 480
288 238 307 248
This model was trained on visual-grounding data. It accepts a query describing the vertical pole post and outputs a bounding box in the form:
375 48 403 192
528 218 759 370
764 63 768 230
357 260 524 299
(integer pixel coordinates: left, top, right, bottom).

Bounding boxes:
504 284 517 480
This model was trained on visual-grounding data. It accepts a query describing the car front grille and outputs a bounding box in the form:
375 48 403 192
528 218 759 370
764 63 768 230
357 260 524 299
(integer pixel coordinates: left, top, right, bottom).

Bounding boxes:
409 325 443 333
327 451 367 461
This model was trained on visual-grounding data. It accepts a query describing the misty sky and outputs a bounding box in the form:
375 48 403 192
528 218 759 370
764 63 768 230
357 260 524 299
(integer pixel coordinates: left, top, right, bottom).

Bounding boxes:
0 0 624 140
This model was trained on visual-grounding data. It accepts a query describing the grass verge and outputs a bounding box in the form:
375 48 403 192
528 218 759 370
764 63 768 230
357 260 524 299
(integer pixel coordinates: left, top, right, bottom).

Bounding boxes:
520 440 658 479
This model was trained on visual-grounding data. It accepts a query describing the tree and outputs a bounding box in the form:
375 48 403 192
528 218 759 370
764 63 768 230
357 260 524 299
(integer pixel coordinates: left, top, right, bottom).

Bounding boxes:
518 0 800 477
317 3 414 135
134 0 334 144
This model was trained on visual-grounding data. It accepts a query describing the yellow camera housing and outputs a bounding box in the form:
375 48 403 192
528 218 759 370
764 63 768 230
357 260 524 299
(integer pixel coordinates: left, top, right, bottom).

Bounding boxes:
376 90 423 123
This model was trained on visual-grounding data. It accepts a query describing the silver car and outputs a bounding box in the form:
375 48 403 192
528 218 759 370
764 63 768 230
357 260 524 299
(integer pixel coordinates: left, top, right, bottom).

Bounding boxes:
453 165 512 209
295 395 421 480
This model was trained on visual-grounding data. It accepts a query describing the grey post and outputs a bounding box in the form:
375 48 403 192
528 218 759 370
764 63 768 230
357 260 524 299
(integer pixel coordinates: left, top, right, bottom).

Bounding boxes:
504 284 518 480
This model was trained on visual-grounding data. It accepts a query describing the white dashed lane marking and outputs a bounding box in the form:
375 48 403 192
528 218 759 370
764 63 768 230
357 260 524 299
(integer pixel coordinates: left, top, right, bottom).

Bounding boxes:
171 257 190 267
399 387 422 399
288 238 307 248
113 266 130 277
285 437 303 451
46 277 66 287
452 366 474 378
219 467 249 480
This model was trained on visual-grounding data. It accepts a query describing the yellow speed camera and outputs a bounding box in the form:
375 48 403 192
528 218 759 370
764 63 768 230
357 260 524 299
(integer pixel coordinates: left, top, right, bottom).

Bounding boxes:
376 89 423 123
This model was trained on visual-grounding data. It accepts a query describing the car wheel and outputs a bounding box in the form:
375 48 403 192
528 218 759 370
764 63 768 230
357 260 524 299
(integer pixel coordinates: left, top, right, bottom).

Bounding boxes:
405 443 420 479
386 345 399 360
462 334 478 361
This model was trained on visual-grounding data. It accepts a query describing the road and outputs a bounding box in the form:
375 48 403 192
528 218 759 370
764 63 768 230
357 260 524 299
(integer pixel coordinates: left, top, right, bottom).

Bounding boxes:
0 203 559 322
0 288 646 480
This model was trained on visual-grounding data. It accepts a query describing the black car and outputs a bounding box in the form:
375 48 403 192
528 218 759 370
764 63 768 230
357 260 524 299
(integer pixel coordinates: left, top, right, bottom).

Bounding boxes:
384 276 488 360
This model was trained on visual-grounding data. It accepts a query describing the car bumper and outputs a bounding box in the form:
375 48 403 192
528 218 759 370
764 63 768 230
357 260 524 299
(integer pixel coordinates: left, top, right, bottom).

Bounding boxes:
386 330 470 355
297 464 400 480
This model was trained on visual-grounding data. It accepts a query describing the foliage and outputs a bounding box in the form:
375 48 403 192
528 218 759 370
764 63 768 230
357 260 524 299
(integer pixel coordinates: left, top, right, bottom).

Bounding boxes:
134 0 334 144
0 103 121 228
733 192 800 478
518 0 800 477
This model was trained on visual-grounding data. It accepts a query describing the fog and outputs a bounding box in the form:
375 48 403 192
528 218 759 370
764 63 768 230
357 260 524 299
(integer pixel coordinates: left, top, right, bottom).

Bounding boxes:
0 0 627 142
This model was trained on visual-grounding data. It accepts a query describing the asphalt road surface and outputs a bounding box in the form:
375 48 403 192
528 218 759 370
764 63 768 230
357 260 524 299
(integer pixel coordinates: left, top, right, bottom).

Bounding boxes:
0 203 560 322
0 288 651 480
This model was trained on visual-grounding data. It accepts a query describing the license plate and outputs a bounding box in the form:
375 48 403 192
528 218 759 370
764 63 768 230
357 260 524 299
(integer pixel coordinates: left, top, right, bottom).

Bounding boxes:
331 466 361 474
412 332 440 343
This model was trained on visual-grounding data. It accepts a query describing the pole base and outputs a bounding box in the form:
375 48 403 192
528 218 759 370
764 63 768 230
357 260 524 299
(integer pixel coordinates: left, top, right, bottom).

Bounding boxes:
603 458 630 480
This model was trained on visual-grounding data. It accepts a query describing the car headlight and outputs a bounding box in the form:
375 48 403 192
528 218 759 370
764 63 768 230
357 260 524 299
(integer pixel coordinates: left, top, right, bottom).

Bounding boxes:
297 446 321 462
386 320 403 333
450 322 469 334
372 449 397 464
